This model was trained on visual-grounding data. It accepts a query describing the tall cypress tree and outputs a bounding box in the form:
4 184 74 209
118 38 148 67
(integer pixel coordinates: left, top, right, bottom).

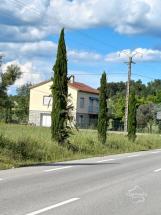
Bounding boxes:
128 90 137 141
98 72 108 144
51 28 69 144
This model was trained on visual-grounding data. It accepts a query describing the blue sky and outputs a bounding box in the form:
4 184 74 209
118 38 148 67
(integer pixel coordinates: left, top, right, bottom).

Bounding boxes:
64 27 161 86
1 0 161 93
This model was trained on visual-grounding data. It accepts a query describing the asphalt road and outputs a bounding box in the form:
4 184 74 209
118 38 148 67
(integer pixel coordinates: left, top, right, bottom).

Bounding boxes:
1 149 161 215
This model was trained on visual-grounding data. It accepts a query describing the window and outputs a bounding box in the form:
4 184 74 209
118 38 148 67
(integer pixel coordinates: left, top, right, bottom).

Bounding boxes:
80 97 85 108
89 97 99 113
79 115 83 124
43 96 52 106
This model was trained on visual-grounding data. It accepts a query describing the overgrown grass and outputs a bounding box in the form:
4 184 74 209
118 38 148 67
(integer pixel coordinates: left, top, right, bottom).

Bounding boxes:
0 123 161 169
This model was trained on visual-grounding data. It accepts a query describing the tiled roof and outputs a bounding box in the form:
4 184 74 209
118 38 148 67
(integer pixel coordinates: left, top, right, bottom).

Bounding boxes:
69 82 99 94
30 80 51 89
30 80 99 94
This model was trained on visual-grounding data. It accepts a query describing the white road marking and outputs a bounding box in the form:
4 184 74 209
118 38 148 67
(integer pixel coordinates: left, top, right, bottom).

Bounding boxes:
25 198 80 215
44 166 72 172
127 154 141 158
154 168 161 173
151 151 161 154
97 159 116 163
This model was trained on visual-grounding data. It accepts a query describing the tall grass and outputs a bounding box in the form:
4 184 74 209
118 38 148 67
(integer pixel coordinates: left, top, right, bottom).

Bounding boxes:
0 123 161 169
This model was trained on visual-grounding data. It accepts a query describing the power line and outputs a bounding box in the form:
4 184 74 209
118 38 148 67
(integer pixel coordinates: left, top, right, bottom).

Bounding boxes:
0 1 42 25
6 1 119 52
10 0 42 16
75 30 118 51
132 73 154 80
67 32 111 54
0 0 49 26
8 0 51 26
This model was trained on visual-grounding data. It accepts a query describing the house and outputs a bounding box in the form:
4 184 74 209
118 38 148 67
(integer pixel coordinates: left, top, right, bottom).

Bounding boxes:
29 76 99 128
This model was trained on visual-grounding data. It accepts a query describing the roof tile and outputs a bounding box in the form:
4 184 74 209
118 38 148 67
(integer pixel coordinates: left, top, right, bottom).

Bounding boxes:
69 82 99 94
30 80 99 94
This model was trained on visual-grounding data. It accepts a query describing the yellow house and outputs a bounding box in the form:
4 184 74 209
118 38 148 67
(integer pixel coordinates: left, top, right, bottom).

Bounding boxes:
29 77 99 128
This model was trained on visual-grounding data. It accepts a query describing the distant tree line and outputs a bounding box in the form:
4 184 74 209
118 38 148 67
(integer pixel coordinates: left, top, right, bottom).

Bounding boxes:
106 79 161 98
104 79 161 132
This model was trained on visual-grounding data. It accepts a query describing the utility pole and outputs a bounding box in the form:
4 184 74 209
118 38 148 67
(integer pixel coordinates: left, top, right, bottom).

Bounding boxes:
124 55 135 133
120 51 142 133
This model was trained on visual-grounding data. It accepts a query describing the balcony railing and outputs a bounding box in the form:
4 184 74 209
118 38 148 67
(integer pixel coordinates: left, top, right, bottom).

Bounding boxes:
88 105 99 113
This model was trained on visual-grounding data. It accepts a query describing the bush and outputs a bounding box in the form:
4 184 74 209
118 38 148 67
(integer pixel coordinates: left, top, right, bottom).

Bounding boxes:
0 124 161 170
0 135 50 161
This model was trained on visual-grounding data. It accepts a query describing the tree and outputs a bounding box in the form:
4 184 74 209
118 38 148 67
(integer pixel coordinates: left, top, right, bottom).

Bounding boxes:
51 28 69 144
136 103 154 132
98 72 108 144
0 64 21 122
109 94 125 119
158 121 161 133
128 90 137 141
4 98 14 123
106 81 126 97
14 83 32 123
147 79 161 96
131 80 147 97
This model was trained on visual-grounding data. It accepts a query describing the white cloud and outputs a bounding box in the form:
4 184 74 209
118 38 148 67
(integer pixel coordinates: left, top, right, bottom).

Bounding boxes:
0 40 105 87
1 0 161 88
68 50 102 62
0 40 104 63
1 0 161 43
0 41 57 60
105 48 161 63
49 0 161 36
2 60 44 86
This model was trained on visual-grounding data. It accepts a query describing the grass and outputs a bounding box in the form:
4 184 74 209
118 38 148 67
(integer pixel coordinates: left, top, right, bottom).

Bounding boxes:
0 123 161 169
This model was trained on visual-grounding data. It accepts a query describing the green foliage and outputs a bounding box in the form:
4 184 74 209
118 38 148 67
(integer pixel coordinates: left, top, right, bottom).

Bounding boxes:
4 98 14 123
136 103 154 132
158 121 161 133
51 28 69 144
0 135 46 161
1 65 21 87
128 90 137 141
0 124 74 169
109 94 125 119
98 72 108 144
0 64 22 122
13 83 32 123
106 81 126 97
107 79 161 128
105 79 147 98
0 124 161 169
146 79 161 96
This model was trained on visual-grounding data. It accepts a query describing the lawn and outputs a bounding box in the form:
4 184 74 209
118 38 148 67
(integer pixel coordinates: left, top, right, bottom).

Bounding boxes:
0 123 161 169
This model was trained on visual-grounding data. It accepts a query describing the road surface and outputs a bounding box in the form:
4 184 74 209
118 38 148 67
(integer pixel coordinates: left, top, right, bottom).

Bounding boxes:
1 149 161 215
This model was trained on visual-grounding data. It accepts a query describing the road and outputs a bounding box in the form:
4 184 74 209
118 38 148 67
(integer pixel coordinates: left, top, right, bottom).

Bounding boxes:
1 149 161 215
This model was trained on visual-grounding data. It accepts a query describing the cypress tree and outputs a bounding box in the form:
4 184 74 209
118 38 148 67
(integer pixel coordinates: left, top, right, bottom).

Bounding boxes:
51 28 69 144
128 90 137 141
98 72 108 144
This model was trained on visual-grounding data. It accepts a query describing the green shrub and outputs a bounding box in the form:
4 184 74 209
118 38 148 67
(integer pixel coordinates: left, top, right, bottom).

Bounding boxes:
0 124 161 169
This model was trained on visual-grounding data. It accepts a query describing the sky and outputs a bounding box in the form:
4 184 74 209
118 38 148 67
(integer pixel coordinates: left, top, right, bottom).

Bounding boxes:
1 0 161 93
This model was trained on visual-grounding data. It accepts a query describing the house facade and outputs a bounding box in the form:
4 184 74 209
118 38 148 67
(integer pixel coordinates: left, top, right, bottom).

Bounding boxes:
29 77 99 128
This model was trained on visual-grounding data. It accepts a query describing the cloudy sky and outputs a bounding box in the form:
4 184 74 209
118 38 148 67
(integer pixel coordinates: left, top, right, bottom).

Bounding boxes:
1 0 161 92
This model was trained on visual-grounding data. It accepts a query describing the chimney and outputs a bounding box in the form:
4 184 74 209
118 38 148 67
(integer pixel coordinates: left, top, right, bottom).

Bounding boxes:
70 75 75 83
